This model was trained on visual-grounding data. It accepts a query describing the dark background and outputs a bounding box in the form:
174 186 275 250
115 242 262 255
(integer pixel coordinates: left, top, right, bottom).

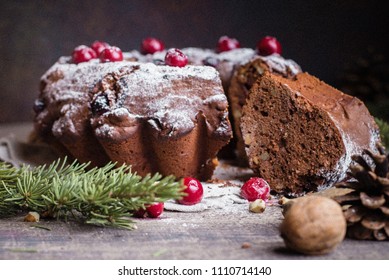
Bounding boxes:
0 0 388 123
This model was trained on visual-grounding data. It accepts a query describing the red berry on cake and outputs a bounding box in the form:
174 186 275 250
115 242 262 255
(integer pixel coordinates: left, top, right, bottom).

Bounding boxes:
240 177 270 202
99 46 124 62
72 45 97 64
164 48 188 67
217 35 241 53
256 36 282 56
141 37 165 54
91 40 110 55
178 177 204 205
146 202 164 218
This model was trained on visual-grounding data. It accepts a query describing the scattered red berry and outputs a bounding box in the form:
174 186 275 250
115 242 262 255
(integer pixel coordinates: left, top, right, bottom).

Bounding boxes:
240 177 270 202
164 48 188 67
146 202 164 218
72 45 97 63
99 46 123 62
216 35 241 53
141 37 165 54
256 36 282 56
178 177 204 205
91 40 110 55
132 207 147 218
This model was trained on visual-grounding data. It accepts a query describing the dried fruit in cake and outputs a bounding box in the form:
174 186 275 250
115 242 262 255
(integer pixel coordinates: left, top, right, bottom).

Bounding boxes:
34 55 232 180
240 71 380 195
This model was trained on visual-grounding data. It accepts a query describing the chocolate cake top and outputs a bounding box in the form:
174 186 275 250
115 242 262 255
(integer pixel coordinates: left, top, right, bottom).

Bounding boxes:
37 57 231 142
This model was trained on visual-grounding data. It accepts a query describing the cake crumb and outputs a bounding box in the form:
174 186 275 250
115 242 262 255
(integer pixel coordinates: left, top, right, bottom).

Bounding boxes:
24 212 40 222
241 242 252 249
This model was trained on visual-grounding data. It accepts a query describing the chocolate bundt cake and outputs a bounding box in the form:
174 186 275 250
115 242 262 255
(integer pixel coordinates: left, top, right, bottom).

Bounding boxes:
33 57 232 180
228 54 302 162
240 72 380 195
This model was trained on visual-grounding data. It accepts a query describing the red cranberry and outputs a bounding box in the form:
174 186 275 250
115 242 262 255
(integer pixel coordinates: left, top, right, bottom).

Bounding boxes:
217 36 241 53
91 40 110 55
240 177 270 202
72 45 97 63
146 202 164 218
99 46 123 62
141 37 165 54
164 48 188 67
132 208 147 218
177 177 203 205
256 36 282 56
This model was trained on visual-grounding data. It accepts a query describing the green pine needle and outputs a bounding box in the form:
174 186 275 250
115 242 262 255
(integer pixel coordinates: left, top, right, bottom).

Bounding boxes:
0 158 184 229
375 118 389 149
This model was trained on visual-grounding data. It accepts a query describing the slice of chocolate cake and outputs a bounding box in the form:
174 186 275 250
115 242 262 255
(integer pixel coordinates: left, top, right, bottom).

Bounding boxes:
240 72 380 195
228 54 302 162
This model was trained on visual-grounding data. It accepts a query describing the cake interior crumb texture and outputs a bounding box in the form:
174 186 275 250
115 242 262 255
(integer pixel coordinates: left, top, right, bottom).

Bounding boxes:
241 72 380 195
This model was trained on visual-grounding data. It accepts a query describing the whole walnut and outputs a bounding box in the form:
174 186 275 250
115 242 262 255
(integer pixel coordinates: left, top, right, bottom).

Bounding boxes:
280 195 346 255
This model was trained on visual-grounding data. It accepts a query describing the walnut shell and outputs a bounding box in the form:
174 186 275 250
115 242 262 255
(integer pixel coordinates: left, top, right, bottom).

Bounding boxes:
280 196 346 255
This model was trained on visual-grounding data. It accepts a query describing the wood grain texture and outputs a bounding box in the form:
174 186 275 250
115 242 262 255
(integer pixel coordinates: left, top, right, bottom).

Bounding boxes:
1 206 389 260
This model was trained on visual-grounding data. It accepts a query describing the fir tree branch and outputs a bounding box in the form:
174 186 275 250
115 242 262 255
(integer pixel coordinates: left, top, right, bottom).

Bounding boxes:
0 158 184 229
375 118 389 149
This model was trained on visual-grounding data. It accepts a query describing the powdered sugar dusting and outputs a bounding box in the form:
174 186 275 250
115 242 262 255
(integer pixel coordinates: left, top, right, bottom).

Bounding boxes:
182 47 215 65
136 47 257 87
164 161 251 213
216 48 256 64
38 55 230 140
149 47 254 67
259 54 302 77
90 62 229 138
164 182 247 213
317 114 380 191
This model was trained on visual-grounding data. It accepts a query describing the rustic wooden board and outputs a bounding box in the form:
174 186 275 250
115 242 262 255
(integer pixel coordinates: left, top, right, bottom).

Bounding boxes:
1 206 389 260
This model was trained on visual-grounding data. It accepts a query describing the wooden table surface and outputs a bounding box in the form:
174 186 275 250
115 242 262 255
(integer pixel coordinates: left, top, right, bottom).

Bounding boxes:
1 123 388 260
